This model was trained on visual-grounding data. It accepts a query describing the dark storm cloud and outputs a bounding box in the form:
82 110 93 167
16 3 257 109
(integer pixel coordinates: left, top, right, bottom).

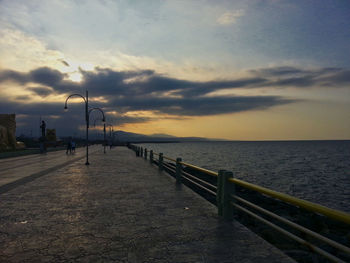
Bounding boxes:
28 86 54 97
1 66 266 98
2 64 349 136
252 67 350 88
1 66 348 101
30 67 64 86
250 66 310 76
134 75 268 97
271 76 315 87
79 66 349 100
0 69 28 83
0 67 80 93
81 68 155 96
318 69 350 86
109 95 292 116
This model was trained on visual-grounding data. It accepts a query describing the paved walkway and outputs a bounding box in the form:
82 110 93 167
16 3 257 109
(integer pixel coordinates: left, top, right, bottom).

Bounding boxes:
0 145 100 194
0 147 295 262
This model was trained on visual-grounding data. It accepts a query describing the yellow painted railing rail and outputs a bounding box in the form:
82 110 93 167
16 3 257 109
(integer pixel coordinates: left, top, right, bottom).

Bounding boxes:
229 178 350 225
163 156 176 162
179 161 218 178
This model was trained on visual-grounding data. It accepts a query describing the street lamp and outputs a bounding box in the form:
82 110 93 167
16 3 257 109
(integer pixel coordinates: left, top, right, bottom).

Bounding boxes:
87 107 105 160
106 123 114 149
64 90 105 165
93 118 106 154
106 123 113 137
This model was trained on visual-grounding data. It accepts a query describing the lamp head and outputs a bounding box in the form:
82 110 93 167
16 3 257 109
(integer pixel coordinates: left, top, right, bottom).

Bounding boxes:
102 117 106 122
64 106 68 111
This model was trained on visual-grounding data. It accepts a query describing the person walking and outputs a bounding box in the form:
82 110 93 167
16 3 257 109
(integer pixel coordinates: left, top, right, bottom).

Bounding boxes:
66 137 72 154
71 140 76 153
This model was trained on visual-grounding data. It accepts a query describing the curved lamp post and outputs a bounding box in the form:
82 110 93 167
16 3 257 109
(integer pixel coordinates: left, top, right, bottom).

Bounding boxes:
106 123 113 137
106 123 114 149
87 107 105 161
64 90 105 165
93 118 106 154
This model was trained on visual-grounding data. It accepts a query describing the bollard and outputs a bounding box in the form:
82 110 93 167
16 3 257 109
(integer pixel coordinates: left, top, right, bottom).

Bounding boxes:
136 147 139 157
159 153 163 171
150 150 153 163
217 170 234 220
144 148 148 159
140 147 143 157
176 158 182 184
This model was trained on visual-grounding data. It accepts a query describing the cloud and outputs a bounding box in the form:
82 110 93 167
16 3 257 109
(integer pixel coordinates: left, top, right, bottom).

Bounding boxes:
0 69 28 84
0 28 65 71
15 95 31 100
217 10 245 25
318 69 350 86
110 95 292 116
249 66 310 76
30 67 64 86
1 66 348 100
0 66 81 93
79 68 269 99
61 60 70 67
5 64 349 136
251 66 350 88
28 86 54 97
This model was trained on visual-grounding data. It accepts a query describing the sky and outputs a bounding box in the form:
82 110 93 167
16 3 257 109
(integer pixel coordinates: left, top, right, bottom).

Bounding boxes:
0 0 349 140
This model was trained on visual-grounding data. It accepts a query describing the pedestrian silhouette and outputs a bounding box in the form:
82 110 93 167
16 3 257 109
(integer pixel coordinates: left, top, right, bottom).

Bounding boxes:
66 137 72 154
71 140 76 153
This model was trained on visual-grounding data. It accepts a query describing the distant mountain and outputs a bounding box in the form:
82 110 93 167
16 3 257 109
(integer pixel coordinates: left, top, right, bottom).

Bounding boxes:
149 133 177 138
114 130 223 142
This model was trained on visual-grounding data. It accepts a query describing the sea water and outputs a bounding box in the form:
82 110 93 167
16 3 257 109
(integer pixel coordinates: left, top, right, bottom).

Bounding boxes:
138 141 350 213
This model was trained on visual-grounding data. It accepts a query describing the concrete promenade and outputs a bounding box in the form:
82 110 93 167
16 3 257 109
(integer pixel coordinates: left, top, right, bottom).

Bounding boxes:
0 145 100 194
0 146 295 262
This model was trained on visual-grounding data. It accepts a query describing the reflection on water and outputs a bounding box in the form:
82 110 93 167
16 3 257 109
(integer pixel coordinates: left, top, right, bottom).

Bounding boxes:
139 141 350 213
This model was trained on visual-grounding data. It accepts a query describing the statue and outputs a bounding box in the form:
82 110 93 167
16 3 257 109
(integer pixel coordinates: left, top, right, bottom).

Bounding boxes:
40 120 46 138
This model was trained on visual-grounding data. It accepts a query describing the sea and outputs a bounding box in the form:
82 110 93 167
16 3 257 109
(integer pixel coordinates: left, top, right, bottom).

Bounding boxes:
138 140 350 213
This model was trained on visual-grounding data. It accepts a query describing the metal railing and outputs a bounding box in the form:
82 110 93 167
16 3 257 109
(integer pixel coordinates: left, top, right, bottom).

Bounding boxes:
129 144 350 263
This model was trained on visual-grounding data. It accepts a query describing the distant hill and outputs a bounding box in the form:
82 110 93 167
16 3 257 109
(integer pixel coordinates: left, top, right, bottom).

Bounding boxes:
114 130 223 143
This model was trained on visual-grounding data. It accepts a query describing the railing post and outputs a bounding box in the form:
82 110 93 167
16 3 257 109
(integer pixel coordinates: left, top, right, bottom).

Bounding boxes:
217 170 234 220
136 147 139 157
176 158 182 184
159 153 163 171
144 148 147 159
140 147 143 157
150 150 153 163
